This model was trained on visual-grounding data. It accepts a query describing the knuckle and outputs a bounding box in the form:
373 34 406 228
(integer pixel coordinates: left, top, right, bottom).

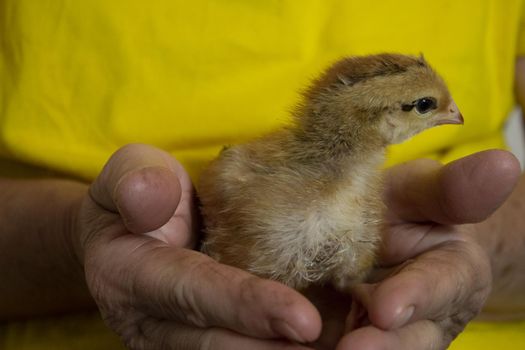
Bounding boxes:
117 314 154 350
172 326 209 350
437 314 469 347
417 321 448 350
237 276 276 326
238 276 294 315
455 243 492 310
171 257 218 327
441 241 492 306
238 275 262 304
393 320 446 350
124 337 148 350
198 329 215 350
424 323 446 350
133 317 175 350
433 243 491 346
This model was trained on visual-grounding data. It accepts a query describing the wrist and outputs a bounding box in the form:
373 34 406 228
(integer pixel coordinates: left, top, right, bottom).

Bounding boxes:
62 184 90 271
0 178 93 317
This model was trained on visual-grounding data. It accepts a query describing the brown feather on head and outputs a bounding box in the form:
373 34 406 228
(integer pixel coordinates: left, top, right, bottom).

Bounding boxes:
296 53 463 148
306 53 428 94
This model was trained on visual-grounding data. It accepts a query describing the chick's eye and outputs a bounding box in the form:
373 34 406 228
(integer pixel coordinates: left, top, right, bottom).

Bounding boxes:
414 97 437 115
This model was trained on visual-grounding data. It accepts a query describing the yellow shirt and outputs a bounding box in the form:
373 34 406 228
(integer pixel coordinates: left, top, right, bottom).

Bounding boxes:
1 0 524 349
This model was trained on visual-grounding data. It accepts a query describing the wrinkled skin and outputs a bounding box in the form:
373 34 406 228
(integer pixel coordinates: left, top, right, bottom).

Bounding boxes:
312 152 519 350
77 144 320 350
76 144 519 350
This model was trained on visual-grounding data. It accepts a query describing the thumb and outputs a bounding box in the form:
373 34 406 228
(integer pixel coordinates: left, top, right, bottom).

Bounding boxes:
89 143 187 234
384 149 521 225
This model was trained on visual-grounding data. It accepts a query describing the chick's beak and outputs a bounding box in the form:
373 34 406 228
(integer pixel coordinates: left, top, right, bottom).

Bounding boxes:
435 99 464 126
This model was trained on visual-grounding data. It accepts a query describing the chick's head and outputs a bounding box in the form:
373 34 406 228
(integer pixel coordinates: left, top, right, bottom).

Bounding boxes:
303 54 463 145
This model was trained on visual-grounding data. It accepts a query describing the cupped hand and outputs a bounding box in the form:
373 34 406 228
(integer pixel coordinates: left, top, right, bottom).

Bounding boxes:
74 144 321 350
340 150 521 350
312 150 521 350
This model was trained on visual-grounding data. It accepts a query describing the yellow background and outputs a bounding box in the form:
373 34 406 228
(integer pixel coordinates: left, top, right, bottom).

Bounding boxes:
1 0 524 348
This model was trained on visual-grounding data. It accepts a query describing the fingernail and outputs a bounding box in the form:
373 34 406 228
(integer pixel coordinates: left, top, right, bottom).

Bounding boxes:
391 305 415 329
271 319 306 343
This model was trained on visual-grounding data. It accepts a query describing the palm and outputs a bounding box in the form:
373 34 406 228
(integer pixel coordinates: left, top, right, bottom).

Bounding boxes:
305 221 472 350
80 145 519 350
79 144 323 349
305 151 519 350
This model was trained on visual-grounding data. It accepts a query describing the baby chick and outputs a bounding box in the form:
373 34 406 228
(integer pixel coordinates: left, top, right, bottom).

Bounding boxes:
199 53 463 292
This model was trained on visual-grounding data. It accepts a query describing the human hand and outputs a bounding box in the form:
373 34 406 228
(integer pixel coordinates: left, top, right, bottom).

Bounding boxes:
74 144 321 349
310 150 521 350
342 150 521 349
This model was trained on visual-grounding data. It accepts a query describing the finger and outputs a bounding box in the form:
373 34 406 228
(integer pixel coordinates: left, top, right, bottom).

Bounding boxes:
385 150 520 225
134 318 315 350
336 321 447 350
378 221 463 266
89 143 193 234
114 238 322 342
361 240 490 332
